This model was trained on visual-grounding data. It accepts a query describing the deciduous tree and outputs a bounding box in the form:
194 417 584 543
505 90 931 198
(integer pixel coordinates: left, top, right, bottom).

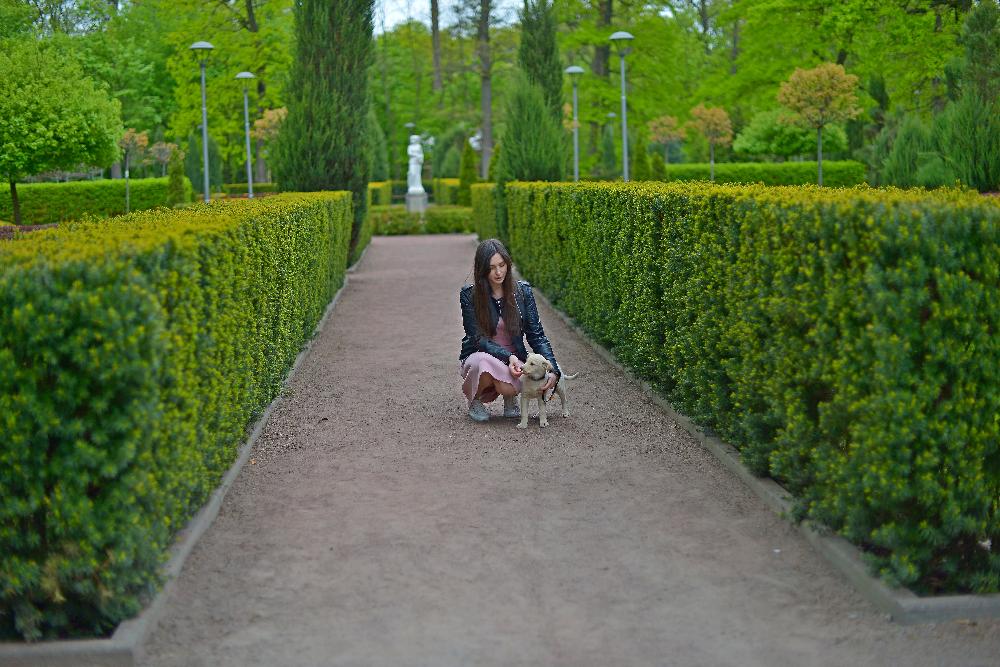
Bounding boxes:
686 103 732 181
777 62 860 185
0 39 120 224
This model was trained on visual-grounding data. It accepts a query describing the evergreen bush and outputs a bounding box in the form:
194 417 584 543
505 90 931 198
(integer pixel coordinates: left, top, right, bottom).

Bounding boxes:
458 140 479 206
0 177 193 225
500 180 1000 594
0 193 354 640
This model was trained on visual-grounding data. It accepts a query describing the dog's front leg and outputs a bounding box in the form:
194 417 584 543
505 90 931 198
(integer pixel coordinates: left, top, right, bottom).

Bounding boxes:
517 393 529 429
538 394 549 428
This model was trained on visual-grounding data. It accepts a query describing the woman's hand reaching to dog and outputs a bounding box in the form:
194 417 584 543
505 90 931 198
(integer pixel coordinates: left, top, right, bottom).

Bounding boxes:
508 355 523 378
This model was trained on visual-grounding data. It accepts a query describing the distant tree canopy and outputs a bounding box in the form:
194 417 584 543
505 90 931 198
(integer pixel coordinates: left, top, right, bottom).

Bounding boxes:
0 38 121 223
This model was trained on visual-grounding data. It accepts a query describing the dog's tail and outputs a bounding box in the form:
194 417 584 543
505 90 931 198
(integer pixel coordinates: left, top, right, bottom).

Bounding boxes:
561 372 580 380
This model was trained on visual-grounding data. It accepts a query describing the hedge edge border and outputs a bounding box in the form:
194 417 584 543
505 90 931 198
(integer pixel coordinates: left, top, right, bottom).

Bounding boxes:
0 270 354 667
523 273 1000 626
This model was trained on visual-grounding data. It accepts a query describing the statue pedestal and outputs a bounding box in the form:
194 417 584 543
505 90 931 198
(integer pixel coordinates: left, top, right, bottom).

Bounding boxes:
406 191 428 214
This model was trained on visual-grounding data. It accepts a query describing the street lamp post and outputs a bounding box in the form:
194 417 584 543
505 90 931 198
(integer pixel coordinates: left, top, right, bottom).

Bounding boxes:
236 71 256 198
190 41 214 202
609 31 634 182
564 65 584 182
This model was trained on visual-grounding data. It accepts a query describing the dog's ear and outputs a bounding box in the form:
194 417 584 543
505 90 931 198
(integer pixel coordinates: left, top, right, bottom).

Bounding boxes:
543 359 553 370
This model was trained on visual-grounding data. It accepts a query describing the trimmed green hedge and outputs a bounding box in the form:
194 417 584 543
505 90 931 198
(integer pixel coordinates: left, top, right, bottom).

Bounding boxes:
502 181 1000 594
0 177 194 225
432 178 460 205
367 181 392 207
223 182 280 195
0 192 353 640
471 183 498 240
657 160 866 187
367 204 473 235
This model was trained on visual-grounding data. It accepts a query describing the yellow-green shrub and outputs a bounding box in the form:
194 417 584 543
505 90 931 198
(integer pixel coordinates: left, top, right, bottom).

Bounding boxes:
367 205 473 235
0 192 352 640
367 181 393 206
658 160 866 187
432 178 460 205
0 177 194 225
503 181 1000 594
471 183 497 240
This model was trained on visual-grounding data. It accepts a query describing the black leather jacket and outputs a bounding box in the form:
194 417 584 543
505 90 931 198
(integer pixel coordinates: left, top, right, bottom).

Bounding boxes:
460 280 562 378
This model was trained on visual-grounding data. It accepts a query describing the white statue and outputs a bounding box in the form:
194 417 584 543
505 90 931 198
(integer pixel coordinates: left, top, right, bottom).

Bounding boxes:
407 135 424 194
468 129 482 152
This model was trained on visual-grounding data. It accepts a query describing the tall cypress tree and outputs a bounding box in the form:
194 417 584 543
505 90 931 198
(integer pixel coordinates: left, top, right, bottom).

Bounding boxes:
518 0 562 118
275 0 374 254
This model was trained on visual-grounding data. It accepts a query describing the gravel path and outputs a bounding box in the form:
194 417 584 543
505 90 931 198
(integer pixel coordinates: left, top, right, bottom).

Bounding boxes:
141 234 1000 666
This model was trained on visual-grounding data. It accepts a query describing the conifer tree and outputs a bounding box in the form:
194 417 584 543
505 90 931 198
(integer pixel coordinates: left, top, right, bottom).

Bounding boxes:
517 0 562 118
458 139 479 206
275 0 374 254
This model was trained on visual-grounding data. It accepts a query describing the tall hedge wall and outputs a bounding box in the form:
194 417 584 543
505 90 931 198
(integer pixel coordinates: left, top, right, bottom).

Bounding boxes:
501 181 1000 594
656 160 866 187
0 192 353 640
0 177 194 225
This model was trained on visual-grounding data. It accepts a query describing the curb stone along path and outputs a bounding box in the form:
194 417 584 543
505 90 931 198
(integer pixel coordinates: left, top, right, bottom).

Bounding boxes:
526 280 1000 625
0 273 353 667
138 235 999 666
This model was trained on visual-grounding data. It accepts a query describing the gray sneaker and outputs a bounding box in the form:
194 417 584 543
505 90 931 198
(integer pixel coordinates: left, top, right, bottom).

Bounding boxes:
503 395 521 418
468 399 490 422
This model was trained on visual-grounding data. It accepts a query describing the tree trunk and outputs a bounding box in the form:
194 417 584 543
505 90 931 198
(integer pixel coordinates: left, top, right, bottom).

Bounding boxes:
817 127 823 186
9 178 21 226
709 142 715 181
730 19 741 75
431 0 442 96
478 0 493 179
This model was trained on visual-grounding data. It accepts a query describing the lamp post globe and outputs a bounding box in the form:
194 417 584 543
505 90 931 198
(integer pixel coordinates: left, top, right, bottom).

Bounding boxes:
564 65 584 182
236 71 256 198
609 31 634 181
190 41 215 202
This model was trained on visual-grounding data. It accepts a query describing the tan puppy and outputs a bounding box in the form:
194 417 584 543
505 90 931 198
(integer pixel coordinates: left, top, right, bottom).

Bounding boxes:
517 353 578 429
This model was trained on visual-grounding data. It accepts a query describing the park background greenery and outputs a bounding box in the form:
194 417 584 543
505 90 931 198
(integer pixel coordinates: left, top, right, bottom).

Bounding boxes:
2 0 998 222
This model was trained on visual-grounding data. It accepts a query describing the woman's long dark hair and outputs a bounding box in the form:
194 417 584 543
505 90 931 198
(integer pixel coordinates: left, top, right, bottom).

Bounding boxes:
473 239 521 339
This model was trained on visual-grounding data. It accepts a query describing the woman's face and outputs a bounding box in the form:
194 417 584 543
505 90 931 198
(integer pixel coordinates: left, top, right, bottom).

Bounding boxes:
487 252 507 291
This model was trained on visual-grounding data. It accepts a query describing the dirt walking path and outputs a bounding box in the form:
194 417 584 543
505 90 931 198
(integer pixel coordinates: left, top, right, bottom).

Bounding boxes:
141 234 999 667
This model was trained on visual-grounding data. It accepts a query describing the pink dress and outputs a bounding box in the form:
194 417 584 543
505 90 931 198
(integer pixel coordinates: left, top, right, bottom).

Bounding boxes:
459 317 523 403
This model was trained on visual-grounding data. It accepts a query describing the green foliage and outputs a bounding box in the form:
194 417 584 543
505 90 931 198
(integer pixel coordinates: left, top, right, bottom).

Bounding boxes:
0 0 33 39
518 0 562 118
495 72 565 184
367 107 390 182
734 109 847 160
274 0 374 256
162 0 294 178
167 151 189 206
500 180 1000 594
592 124 618 180
658 161 866 187
367 181 393 206
221 183 280 196
630 132 652 182
881 114 933 188
458 140 479 206
650 152 667 181
367 205 473 235
471 183 498 240
930 91 1000 192
0 193 353 640
0 38 121 223
184 133 224 196
438 145 461 178
0 178 193 225
432 178 460 205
